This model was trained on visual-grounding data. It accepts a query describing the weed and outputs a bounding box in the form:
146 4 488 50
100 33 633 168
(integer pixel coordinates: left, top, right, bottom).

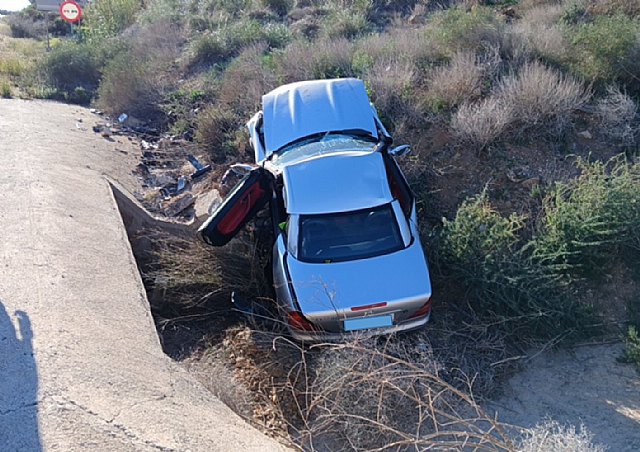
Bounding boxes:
82 0 142 42
423 49 497 112
495 61 589 138
567 14 640 88
596 85 639 148
425 6 506 57
533 156 640 279
0 81 11 98
97 51 166 121
451 96 513 151
195 105 241 161
518 420 606 452
620 326 640 371
44 42 100 93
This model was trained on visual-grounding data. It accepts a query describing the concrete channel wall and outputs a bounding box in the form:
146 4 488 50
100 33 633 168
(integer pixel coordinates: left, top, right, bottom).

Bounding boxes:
0 99 287 451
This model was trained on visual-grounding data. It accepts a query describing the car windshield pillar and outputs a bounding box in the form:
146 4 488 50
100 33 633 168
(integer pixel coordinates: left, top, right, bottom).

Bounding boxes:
391 200 412 247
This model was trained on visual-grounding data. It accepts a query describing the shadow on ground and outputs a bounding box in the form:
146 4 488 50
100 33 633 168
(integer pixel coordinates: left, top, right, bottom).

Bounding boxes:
0 301 41 451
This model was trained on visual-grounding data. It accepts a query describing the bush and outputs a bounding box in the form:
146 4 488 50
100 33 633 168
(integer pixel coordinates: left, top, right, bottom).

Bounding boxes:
82 0 142 42
596 85 639 148
260 0 293 16
425 6 506 57
567 14 640 87
364 59 418 136
97 51 165 120
276 38 356 82
293 339 514 451
6 13 45 39
321 9 370 39
587 0 640 18
620 326 640 371
44 42 100 93
195 105 240 161
518 420 606 452
451 97 513 151
190 20 291 67
438 191 580 337
423 49 498 112
533 157 640 278
495 61 589 138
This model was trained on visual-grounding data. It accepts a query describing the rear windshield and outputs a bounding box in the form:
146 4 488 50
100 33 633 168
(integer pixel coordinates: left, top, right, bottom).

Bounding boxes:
298 204 404 263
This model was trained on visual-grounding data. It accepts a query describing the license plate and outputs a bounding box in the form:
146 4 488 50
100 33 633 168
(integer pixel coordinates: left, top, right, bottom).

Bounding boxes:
344 315 393 331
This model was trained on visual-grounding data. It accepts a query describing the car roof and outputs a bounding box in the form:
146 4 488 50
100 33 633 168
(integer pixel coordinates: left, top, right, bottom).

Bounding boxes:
262 78 379 156
282 151 393 215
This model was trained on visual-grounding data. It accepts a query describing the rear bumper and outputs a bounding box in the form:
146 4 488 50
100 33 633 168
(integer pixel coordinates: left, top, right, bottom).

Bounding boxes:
289 311 430 342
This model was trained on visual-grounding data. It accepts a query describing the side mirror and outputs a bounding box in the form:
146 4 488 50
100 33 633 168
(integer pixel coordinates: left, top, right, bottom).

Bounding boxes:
389 145 411 157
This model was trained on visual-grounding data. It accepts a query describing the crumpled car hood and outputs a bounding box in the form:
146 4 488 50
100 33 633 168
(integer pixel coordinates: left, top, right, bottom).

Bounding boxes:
262 78 379 155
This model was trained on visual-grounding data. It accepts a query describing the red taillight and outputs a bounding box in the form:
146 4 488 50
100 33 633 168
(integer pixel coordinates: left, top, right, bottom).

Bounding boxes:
287 311 321 332
350 302 388 312
409 298 432 319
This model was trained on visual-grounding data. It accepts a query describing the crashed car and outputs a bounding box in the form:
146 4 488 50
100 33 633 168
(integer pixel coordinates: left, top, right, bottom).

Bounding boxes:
199 78 432 340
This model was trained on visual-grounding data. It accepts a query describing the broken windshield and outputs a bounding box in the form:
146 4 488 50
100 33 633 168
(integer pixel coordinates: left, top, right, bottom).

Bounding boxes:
271 132 377 168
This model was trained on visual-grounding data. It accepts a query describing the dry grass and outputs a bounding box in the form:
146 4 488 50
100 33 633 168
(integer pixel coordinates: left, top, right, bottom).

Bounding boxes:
423 48 501 112
451 96 513 151
517 420 606 452
596 85 639 148
511 4 571 64
364 58 420 138
211 327 517 451
276 37 356 82
495 61 589 137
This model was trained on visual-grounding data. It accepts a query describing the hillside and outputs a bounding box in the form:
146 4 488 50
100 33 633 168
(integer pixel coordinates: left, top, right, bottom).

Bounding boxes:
2 0 640 450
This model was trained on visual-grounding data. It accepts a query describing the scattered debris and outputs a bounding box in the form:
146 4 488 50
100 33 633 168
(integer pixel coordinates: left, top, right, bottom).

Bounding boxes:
578 130 593 140
187 154 212 179
506 166 531 183
164 193 195 217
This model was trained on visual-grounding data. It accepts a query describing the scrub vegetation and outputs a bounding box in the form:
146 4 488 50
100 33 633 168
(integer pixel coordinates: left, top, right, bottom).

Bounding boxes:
3 0 640 449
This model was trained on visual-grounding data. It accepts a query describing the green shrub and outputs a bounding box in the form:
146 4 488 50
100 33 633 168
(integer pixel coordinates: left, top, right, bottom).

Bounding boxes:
425 6 505 57
275 38 356 82
82 0 142 42
97 51 165 120
0 81 11 98
195 105 240 162
260 0 293 16
438 191 579 336
191 33 231 65
190 20 291 67
322 9 370 39
620 326 640 371
567 15 640 87
533 157 640 278
44 42 100 93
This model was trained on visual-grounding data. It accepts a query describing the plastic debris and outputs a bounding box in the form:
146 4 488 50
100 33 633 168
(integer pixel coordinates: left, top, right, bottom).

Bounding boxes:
187 154 212 179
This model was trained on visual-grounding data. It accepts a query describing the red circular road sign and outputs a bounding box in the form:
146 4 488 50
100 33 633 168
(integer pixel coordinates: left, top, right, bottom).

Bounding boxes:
60 1 83 23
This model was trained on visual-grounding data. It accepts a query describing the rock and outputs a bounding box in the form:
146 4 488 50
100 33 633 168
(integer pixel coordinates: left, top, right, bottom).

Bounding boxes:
163 193 195 217
521 177 542 189
506 166 530 183
194 189 222 226
578 130 593 140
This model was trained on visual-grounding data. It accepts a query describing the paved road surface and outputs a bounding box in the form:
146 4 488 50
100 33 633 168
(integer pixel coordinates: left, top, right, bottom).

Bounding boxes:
0 99 287 451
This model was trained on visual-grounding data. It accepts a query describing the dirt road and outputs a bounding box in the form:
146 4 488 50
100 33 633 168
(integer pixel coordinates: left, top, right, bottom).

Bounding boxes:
0 99 286 451
487 343 640 451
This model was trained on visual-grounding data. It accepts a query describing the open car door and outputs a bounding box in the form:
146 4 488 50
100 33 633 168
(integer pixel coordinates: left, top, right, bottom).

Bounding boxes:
198 167 273 246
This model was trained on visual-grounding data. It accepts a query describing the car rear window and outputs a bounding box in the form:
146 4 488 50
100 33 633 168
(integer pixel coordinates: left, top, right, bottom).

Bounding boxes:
298 204 404 263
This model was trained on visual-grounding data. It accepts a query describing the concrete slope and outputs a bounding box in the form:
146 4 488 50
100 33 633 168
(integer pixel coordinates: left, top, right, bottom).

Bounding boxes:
0 100 287 451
